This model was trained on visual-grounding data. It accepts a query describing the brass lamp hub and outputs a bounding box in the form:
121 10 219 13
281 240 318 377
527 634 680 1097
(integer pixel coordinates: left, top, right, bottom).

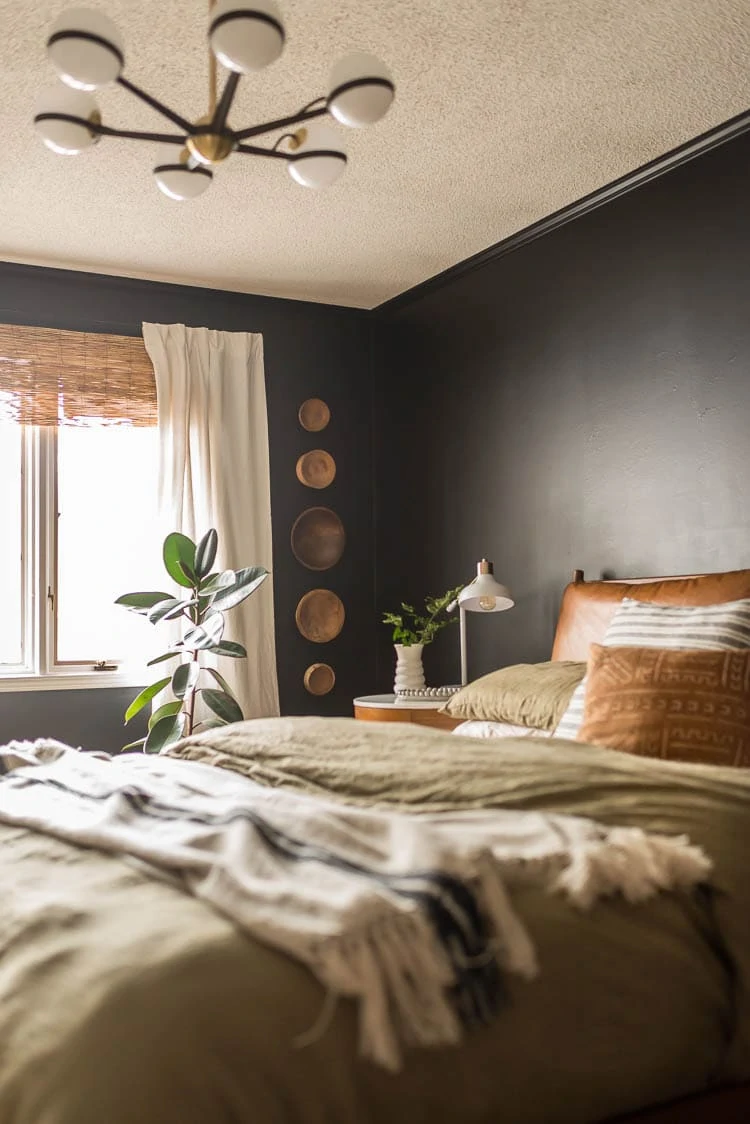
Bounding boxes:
185 115 235 166
88 108 102 143
287 127 307 151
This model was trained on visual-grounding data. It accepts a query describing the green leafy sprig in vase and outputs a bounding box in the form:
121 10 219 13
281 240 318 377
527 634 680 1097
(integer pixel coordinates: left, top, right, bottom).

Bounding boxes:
382 585 462 693
116 529 267 753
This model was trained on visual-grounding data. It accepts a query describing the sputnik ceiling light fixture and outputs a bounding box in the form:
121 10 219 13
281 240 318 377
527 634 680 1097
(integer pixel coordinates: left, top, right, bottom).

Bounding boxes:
34 2 395 201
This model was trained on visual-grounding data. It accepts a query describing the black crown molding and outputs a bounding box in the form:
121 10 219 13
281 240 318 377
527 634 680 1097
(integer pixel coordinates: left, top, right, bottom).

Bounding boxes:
375 106 750 316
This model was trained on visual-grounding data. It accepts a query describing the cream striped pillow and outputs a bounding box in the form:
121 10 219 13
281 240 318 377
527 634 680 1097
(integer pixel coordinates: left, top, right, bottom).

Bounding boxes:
554 596 750 741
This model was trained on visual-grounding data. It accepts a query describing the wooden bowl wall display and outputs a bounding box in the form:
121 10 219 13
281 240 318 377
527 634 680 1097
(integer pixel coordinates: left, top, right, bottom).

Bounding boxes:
291 507 345 571
304 663 336 695
295 589 345 643
296 449 336 490
298 398 331 432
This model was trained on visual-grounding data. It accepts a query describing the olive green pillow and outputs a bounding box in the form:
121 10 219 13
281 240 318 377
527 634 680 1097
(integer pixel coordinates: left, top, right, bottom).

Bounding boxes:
440 661 587 730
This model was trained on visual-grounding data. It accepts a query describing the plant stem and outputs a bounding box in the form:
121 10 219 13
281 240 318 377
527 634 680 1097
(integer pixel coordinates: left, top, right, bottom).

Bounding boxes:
184 582 202 736
185 649 201 736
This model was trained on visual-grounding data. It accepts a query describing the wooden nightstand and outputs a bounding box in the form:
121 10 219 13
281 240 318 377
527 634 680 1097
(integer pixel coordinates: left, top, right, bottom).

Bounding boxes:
353 694 462 732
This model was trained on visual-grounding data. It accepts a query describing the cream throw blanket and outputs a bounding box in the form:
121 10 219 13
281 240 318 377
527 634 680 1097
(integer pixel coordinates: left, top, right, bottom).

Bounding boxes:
0 740 711 1070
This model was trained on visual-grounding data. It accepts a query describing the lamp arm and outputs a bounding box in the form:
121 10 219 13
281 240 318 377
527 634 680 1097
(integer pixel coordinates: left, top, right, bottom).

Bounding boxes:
211 71 241 132
116 75 195 133
233 103 328 141
235 143 294 160
93 124 188 144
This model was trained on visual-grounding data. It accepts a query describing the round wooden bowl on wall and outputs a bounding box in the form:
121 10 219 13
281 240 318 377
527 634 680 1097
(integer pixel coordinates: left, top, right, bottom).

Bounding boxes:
295 589 345 643
298 398 331 432
304 663 336 696
296 449 336 490
291 507 345 571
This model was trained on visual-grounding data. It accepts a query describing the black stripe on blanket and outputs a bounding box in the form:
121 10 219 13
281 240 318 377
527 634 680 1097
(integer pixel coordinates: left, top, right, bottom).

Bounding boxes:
6 774 506 1030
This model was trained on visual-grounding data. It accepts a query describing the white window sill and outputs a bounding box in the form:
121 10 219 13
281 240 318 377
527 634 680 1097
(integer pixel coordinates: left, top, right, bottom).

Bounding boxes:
0 671 148 693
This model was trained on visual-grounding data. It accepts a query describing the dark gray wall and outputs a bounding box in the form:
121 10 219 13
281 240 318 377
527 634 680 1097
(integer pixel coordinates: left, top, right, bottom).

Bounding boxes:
376 130 750 688
0 263 375 750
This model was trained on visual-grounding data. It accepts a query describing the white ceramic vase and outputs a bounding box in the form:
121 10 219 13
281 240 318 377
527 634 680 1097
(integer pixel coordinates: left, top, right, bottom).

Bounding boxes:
393 643 426 694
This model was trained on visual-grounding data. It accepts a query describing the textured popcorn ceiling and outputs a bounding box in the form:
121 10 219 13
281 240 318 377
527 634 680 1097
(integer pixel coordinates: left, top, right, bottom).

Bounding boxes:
2 1 750 309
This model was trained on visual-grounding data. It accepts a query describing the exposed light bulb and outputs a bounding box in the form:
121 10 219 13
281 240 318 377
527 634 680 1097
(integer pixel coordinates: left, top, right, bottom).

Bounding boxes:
478 596 496 611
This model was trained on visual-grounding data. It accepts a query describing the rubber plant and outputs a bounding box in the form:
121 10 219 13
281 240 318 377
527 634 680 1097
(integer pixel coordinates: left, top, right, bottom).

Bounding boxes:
116 529 268 753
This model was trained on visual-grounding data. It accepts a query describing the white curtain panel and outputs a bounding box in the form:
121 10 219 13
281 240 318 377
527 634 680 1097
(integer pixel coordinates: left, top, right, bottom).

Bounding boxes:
143 323 279 718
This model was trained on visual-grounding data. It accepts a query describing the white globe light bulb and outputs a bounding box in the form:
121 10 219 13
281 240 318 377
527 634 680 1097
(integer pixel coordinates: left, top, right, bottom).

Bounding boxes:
327 52 395 127
287 122 347 189
34 86 100 155
153 147 213 201
47 7 124 90
209 0 285 74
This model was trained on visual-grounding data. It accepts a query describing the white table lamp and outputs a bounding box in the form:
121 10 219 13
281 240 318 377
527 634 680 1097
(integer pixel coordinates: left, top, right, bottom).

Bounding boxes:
451 559 513 685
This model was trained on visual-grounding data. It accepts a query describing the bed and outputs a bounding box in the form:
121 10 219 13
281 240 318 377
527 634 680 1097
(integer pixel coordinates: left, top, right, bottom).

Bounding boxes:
0 567 749 1123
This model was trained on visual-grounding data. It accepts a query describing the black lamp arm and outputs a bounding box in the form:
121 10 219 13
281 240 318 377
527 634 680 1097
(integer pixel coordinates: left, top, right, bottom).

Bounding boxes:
235 143 293 161
233 103 328 141
117 75 194 133
211 72 241 133
94 123 187 145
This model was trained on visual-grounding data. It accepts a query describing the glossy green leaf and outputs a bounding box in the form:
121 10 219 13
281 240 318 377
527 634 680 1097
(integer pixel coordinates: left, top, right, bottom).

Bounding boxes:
147 597 196 625
204 666 239 704
115 591 173 614
200 569 236 595
194 717 229 732
121 737 147 752
148 701 184 731
163 533 196 588
181 612 225 650
207 640 247 659
124 677 171 724
144 712 185 754
211 567 268 612
172 661 200 699
201 688 243 725
195 529 218 580
147 650 181 667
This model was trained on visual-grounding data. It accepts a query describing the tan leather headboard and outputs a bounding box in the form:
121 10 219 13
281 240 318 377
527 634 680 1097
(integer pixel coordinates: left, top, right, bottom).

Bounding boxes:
551 568 750 662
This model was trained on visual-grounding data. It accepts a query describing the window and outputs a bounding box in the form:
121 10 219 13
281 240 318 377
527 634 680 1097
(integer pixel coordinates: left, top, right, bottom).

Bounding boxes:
0 324 162 691
0 425 24 667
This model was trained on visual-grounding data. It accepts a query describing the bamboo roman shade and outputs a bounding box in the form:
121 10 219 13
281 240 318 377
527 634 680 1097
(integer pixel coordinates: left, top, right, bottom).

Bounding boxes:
0 324 157 427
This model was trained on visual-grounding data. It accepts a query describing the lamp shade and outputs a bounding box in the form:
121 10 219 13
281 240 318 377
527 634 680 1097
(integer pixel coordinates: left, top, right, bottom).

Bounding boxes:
34 86 100 154
209 0 285 73
153 148 213 201
458 560 513 612
47 8 124 90
288 122 347 189
327 52 395 127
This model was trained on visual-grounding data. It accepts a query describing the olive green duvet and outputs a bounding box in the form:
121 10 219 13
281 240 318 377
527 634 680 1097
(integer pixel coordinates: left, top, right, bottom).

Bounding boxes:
0 716 748 1124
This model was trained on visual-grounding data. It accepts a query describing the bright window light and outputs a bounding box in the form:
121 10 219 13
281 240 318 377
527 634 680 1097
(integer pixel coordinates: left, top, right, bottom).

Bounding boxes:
0 424 23 666
56 424 164 667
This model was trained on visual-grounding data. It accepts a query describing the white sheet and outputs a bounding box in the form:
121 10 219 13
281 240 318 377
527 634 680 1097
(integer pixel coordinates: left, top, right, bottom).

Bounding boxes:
453 720 555 739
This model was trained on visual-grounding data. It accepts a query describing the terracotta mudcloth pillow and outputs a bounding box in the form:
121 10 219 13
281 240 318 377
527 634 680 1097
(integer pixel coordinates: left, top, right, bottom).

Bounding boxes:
577 644 750 767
